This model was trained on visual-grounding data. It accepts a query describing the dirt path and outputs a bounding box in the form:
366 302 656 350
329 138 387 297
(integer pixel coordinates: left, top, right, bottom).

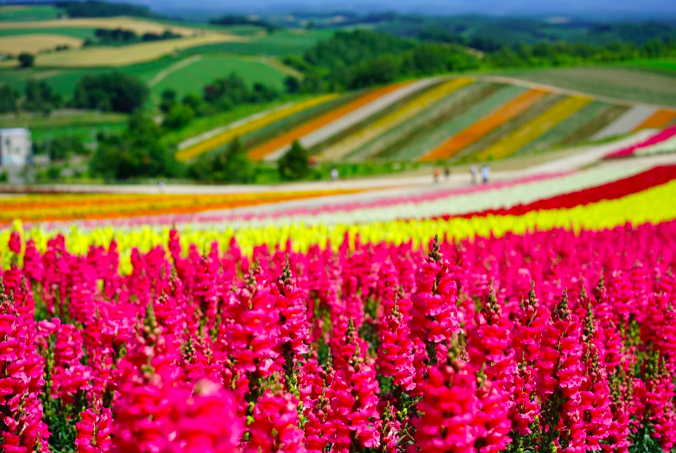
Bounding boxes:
147 54 203 88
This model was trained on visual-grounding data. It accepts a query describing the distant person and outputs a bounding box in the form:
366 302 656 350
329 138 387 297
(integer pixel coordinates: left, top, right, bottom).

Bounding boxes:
433 166 440 183
481 165 491 184
158 180 166 193
470 165 478 185
331 167 339 182
443 166 451 181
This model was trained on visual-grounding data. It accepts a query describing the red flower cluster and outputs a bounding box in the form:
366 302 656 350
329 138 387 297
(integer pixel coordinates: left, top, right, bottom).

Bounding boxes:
2 222 676 452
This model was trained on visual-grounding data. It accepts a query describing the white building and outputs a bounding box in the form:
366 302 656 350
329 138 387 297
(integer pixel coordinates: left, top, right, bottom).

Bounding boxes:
0 128 32 168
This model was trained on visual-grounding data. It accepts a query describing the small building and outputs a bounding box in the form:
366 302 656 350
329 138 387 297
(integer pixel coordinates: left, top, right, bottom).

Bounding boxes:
0 128 32 168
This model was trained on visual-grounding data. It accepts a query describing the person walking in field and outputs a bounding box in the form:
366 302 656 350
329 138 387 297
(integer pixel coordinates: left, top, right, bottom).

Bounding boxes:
470 165 478 184
443 166 451 181
331 167 339 182
433 166 440 183
481 165 491 184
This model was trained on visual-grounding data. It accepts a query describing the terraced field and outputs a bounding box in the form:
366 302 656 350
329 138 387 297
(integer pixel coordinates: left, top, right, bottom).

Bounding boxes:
179 74 676 164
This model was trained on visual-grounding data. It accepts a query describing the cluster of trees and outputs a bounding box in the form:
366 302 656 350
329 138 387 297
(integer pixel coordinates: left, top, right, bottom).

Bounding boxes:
72 72 148 113
0 81 62 115
159 73 281 130
209 15 276 33
188 138 310 183
86 28 181 46
54 0 157 18
33 136 89 162
286 29 676 93
285 30 479 91
484 39 676 68
90 111 179 180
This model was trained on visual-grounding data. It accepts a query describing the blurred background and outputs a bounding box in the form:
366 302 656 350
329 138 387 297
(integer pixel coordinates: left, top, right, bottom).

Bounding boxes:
0 0 675 186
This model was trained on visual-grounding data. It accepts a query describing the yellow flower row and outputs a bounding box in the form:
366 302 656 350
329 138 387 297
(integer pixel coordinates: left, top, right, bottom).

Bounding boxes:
4 178 676 272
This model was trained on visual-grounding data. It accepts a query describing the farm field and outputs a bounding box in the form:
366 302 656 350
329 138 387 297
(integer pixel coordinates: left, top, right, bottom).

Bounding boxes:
1 33 249 68
0 33 83 55
0 4 62 21
0 16 203 36
3 148 676 452
148 54 288 98
181 74 676 164
0 27 97 39
491 66 676 107
5 6 676 451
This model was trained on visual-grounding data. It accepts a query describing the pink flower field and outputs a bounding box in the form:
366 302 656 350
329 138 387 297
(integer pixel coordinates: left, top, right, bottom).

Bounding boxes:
3 219 676 453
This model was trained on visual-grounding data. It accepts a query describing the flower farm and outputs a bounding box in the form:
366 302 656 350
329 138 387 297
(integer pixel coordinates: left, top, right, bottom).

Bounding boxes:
4 161 676 453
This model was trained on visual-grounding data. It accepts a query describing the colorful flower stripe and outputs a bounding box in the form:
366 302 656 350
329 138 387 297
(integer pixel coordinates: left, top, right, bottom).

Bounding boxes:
420 88 548 161
175 94 340 161
318 77 475 161
592 104 658 140
4 166 668 266
632 108 676 131
605 123 676 158
515 101 610 155
247 82 412 161
635 134 676 156
214 165 645 228
50 171 572 231
5 215 676 452
441 164 676 219
476 95 593 161
373 82 512 161
0 189 365 224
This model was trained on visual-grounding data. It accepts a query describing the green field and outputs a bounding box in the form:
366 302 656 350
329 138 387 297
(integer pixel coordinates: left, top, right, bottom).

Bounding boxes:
176 29 334 57
149 54 287 99
0 27 96 39
0 5 63 21
624 58 676 73
492 66 676 107
0 110 127 144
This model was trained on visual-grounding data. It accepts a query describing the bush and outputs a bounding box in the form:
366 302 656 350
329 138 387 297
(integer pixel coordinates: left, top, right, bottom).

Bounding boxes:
163 104 194 130
24 80 61 115
0 84 19 114
34 136 88 162
188 137 254 183
18 53 35 68
278 140 310 181
90 110 180 180
72 72 148 113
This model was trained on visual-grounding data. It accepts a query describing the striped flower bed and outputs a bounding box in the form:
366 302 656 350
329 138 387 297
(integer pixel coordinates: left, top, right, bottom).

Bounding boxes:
605 124 676 158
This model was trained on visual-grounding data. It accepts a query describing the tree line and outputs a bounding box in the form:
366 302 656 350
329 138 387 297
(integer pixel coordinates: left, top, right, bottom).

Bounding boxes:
283 29 676 94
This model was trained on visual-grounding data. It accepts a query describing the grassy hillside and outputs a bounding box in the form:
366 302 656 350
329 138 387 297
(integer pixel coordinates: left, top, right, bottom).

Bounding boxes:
0 5 63 21
148 54 288 99
489 66 676 107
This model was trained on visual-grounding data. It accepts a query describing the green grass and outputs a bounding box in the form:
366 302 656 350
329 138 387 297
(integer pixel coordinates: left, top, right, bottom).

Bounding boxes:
623 58 676 73
0 27 96 39
149 54 287 100
0 5 63 21
0 110 126 129
31 123 126 144
176 29 334 57
491 66 676 107
0 109 127 144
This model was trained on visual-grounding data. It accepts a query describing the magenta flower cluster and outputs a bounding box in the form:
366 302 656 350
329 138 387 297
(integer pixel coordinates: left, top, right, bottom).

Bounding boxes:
2 222 676 453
